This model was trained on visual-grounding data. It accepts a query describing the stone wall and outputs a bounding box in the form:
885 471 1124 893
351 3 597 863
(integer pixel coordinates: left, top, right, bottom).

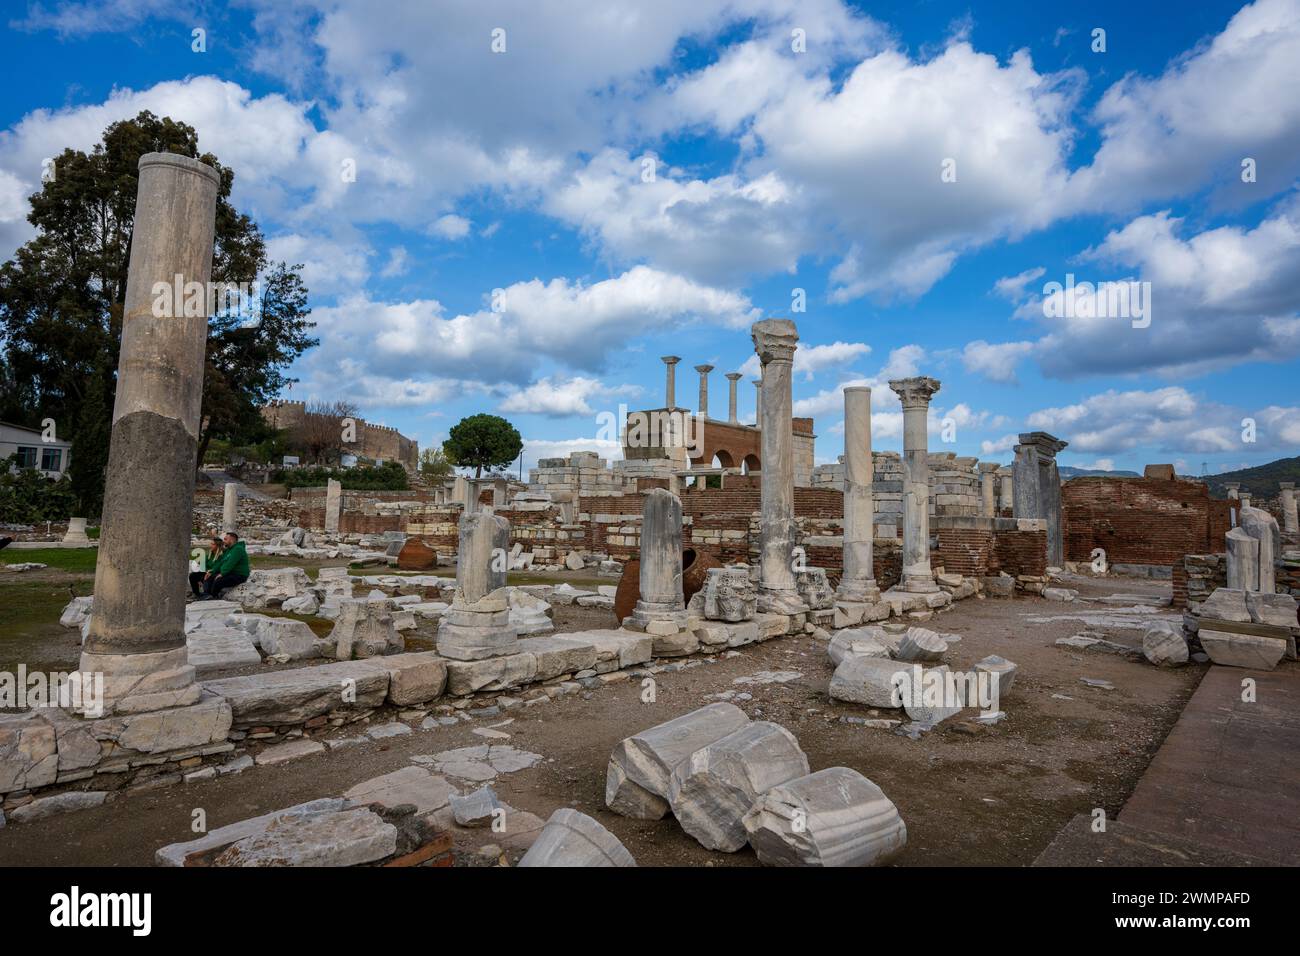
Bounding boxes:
1172 553 1227 610
1062 476 1227 566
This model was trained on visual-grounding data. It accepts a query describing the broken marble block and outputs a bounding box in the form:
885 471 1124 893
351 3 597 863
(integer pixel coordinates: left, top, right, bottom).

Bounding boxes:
741 767 907 867
59 596 93 629
185 625 262 674
518 808 636 867
973 654 1019 696
507 588 555 636
1198 629 1287 670
794 567 835 611
894 627 948 663
702 567 757 622
231 614 328 660
827 627 891 667
606 703 750 819
224 567 313 609
328 601 403 660
1245 591 1299 628
156 798 351 865
1142 621 1188 667
827 656 909 708
1200 588 1252 623
668 721 810 852
280 593 320 616
450 785 501 828
900 664 964 725
211 806 398 867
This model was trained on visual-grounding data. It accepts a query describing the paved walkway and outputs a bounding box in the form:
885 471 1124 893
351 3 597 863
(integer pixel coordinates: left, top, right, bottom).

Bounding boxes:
1037 663 1300 866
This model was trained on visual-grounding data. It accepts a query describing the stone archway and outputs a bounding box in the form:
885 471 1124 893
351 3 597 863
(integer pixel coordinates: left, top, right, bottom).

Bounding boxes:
742 454 760 475
712 450 735 469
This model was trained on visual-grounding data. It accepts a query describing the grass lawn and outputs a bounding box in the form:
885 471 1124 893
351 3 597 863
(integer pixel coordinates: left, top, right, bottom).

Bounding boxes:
0 548 99 573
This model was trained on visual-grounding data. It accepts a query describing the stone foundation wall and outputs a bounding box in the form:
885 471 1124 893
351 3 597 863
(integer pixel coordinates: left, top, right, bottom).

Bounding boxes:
1172 553 1228 610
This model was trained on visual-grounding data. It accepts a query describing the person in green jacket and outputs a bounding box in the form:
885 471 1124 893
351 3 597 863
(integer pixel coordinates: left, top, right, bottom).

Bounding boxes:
190 535 224 598
200 531 251 600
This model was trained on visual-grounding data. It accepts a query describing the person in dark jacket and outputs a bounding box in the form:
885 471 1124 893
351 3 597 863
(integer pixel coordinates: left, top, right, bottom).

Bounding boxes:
201 531 250 600
190 536 223 598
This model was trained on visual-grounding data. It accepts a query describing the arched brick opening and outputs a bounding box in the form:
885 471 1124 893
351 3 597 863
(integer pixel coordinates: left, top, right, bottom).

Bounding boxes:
742 454 760 475
712 449 735 469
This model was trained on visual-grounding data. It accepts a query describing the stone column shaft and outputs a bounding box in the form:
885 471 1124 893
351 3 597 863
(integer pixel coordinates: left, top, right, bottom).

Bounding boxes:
662 356 681 409
889 377 942 593
1280 482 1298 534
752 319 803 612
837 387 879 602
695 364 714 419
222 481 238 533
997 469 1013 513
627 488 687 633
725 372 742 424
324 478 342 533
81 152 221 715
753 378 762 427
978 463 997 518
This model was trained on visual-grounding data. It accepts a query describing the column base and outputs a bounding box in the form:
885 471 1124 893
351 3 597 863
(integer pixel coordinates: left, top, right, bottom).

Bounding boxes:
756 588 809 616
836 579 881 603
623 601 689 636
437 619 519 661
77 647 200 716
898 573 940 594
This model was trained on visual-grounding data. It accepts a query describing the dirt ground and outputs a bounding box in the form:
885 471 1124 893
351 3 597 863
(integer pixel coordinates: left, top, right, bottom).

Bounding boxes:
0 571 1203 867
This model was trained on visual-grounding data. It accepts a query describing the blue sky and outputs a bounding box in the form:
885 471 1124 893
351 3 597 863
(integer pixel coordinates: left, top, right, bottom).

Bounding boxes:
2 0 1298 476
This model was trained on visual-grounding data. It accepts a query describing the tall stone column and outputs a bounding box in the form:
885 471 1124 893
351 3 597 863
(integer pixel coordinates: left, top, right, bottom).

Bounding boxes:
1225 482 1240 500
978 462 998 517
222 481 238 533
1280 482 1298 534
80 152 220 715
997 467 1013 513
626 488 688 633
1012 431 1069 566
726 372 742 424
324 478 342 533
837 387 879 603
889 376 942 593
662 356 681 409
752 319 804 613
695 364 714 418
752 377 762 427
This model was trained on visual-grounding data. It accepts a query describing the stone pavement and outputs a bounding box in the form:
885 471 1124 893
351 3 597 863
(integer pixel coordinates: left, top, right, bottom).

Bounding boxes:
1036 664 1300 866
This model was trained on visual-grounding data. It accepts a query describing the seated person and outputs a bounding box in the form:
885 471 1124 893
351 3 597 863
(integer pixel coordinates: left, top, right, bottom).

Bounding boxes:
190 536 223 598
201 531 250 600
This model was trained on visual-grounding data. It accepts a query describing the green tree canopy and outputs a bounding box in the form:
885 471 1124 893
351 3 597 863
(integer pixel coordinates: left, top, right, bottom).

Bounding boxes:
418 446 455 481
443 414 523 478
0 110 318 515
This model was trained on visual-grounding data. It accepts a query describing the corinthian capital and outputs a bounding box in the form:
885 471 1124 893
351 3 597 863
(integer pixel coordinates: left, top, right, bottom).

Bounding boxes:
751 318 799 365
888 376 941 410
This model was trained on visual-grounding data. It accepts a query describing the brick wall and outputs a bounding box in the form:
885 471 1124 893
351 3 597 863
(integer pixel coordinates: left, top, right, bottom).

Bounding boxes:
935 527 995 577
1062 477 1219 566
994 529 1048 577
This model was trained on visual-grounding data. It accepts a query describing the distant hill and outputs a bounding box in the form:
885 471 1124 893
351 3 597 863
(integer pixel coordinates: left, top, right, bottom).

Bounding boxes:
1202 456 1300 499
1059 466 1141 479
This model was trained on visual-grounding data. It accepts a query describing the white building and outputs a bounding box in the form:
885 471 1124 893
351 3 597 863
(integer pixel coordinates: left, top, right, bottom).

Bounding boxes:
0 421 73 478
